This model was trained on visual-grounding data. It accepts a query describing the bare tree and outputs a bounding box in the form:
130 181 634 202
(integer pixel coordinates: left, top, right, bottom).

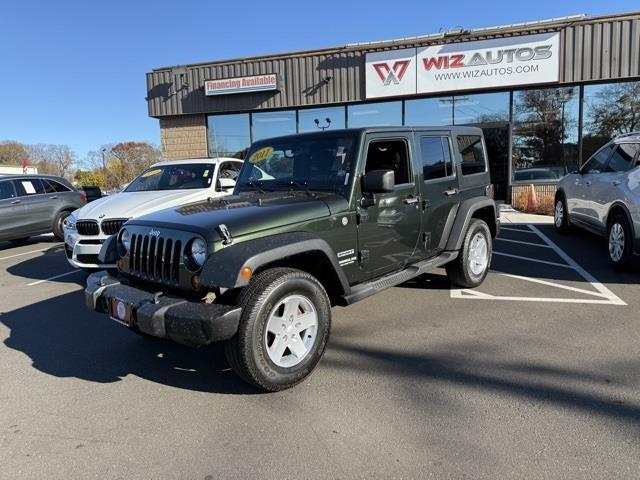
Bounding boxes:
0 141 29 165
25 143 77 177
587 82 640 137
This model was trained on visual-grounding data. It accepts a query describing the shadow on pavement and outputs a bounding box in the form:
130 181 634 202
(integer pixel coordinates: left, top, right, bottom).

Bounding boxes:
0 235 59 252
0 290 259 395
6 245 85 285
324 339 640 425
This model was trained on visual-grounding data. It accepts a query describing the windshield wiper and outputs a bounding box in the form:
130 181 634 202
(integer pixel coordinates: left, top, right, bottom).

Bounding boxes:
242 181 267 194
274 180 316 197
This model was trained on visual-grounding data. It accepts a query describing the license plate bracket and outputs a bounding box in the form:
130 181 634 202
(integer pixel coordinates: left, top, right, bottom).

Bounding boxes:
110 297 134 327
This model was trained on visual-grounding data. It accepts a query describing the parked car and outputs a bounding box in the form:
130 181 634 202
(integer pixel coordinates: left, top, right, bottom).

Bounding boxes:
84 127 499 391
81 185 103 203
64 158 243 271
554 132 640 269
0 174 86 243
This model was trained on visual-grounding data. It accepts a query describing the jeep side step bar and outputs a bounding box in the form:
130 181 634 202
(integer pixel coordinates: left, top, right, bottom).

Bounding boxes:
337 251 459 306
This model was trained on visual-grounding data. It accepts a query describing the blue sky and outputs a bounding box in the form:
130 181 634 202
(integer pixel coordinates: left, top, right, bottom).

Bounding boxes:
0 0 638 161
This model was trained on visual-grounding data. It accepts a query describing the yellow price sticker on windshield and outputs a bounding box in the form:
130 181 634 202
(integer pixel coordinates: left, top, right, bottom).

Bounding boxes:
249 147 273 163
203 169 209 178
142 168 162 178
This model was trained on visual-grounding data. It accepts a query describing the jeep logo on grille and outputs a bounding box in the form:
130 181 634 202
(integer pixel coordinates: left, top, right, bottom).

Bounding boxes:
149 229 161 238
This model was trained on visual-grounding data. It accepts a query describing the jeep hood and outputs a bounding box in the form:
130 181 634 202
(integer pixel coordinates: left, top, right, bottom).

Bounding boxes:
129 192 347 240
76 189 212 221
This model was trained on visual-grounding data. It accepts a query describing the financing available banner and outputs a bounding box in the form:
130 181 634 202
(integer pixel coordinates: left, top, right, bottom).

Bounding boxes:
365 33 560 98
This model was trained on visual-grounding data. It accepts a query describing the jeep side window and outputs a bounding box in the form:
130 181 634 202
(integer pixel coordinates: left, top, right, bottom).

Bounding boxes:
582 145 614 174
421 136 453 180
605 144 640 173
456 135 486 175
365 139 410 185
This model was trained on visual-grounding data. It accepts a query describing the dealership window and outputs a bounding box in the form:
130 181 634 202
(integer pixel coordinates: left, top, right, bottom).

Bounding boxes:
298 106 346 132
208 113 250 159
252 110 296 142
512 87 579 183
453 92 509 125
404 97 453 126
582 81 640 163
347 101 401 128
421 136 453 180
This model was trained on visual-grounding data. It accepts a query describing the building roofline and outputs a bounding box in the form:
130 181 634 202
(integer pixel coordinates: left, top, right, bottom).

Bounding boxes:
151 11 639 73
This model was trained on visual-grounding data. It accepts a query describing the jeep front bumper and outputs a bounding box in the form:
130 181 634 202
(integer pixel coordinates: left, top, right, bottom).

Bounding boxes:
85 272 241 346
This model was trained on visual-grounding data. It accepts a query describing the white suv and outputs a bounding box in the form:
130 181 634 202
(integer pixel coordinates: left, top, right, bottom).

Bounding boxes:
64 158 243 271
554 133 640 269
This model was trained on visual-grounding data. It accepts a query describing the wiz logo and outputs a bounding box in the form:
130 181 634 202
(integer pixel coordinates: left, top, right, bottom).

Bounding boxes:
372 60 411 85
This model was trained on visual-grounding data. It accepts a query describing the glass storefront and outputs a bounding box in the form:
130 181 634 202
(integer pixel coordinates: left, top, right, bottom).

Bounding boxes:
252 110 296 142
207 113 250 159
405 97 453 126
453 92 510 125
582 81 640 161
512 86 579 182
347 101 402 127
298 106 345 132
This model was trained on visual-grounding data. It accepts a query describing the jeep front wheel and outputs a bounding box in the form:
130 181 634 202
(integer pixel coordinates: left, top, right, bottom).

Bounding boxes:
224 268 331 391
446 218 492 288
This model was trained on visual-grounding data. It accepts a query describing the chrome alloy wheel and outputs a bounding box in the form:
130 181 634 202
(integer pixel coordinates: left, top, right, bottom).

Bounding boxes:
468 232 489 277
554 200 564 228
609 223 625 263
264 294 318 368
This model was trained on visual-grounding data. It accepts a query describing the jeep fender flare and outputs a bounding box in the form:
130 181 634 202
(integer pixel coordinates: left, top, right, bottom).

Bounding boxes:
445 198 497 251
200 232 351 294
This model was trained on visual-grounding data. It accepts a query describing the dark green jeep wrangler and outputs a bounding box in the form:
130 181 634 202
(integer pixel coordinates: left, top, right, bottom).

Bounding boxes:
85 127 499 391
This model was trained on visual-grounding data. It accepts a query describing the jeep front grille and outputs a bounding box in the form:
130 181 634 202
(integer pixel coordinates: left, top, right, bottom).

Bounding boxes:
129 233 183 284
101 219 127 236
77 220 99 236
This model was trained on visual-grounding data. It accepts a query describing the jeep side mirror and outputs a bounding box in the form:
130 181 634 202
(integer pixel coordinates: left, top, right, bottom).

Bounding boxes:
362 170 395 194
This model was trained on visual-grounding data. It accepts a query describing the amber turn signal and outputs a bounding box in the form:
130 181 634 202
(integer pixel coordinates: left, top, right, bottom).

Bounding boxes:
116 259 124 270
240 267 253 280
191 274 201 290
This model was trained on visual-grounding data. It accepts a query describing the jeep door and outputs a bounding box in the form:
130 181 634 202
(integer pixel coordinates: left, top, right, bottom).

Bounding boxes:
416 133 460 256
357 135 421 278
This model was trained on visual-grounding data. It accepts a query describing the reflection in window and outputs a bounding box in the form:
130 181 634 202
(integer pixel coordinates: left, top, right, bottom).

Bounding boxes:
512 87 579 182
252 110 296 142
298 106 345 132
453 92 509 125
347 102 401 127
404 98 453 126
208 113 250 159
582 81 640 163
457 135 487 175
421 136 452 180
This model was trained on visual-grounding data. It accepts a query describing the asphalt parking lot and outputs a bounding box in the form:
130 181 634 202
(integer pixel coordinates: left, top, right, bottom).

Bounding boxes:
1 221 639 479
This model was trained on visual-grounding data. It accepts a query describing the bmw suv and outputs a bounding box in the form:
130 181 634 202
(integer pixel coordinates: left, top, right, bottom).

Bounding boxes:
554 132 640 269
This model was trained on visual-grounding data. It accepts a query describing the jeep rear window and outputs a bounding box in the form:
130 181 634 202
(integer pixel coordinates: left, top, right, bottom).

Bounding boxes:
237 134 357 198
457 135 487 175
125 164 215 192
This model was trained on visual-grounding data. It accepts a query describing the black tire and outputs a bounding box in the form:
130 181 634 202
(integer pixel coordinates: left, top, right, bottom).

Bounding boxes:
446 219 492 288
52 210 71 241
224 267 331 392
8 237 30 245
607 213 634 270
554 194 572 234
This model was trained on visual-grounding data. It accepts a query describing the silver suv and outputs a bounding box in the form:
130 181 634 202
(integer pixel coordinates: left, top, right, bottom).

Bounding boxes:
554 132 640 269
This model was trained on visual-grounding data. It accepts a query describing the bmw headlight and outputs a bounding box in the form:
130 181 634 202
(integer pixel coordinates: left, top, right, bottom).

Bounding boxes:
64 212 77 231
189 238 207 269
120 228 131 254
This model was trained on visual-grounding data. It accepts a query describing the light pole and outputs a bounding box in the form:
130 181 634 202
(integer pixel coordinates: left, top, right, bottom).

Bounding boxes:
100 147 108 191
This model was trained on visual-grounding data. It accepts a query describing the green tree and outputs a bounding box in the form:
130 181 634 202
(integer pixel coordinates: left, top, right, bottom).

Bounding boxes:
74 169 105 188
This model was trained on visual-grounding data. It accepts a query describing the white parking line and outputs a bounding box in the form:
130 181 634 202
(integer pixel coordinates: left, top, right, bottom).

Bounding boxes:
0 248 51 261
452 224 626 306
500 227 539 234
495 237 552 248
27 270 81 286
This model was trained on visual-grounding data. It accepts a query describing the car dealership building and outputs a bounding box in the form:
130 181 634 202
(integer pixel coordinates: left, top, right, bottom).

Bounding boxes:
146 12 640 203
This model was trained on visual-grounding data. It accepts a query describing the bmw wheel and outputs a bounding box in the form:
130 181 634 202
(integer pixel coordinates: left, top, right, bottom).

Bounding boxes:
224 268 331 391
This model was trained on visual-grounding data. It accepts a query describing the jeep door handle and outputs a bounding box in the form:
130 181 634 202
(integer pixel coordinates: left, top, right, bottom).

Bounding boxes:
443 188 458 196
585 181 592 186
613 180 621 187
10 199 20 204
403 196 419 205
49 196 58 199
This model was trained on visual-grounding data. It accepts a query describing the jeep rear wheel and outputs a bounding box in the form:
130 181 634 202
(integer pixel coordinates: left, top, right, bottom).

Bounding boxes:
224 268 331 391
446 219 492 288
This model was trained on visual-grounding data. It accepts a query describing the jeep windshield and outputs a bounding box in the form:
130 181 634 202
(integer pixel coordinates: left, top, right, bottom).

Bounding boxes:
236 133 357 198
125 163 215 192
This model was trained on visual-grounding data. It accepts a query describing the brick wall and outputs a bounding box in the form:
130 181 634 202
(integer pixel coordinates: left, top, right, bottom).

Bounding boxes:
159 115 208 160
511 183 557 215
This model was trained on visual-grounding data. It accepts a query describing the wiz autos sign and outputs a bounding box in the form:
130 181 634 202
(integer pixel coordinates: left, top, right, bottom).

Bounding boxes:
366 33 560 98
205 74 279 96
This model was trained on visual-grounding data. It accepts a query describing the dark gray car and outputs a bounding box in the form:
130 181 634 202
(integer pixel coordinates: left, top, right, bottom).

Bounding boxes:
0 174 86 243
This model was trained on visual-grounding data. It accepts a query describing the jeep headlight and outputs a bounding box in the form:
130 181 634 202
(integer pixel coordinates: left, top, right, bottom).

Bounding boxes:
189 238 207 268
120 228 131 254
